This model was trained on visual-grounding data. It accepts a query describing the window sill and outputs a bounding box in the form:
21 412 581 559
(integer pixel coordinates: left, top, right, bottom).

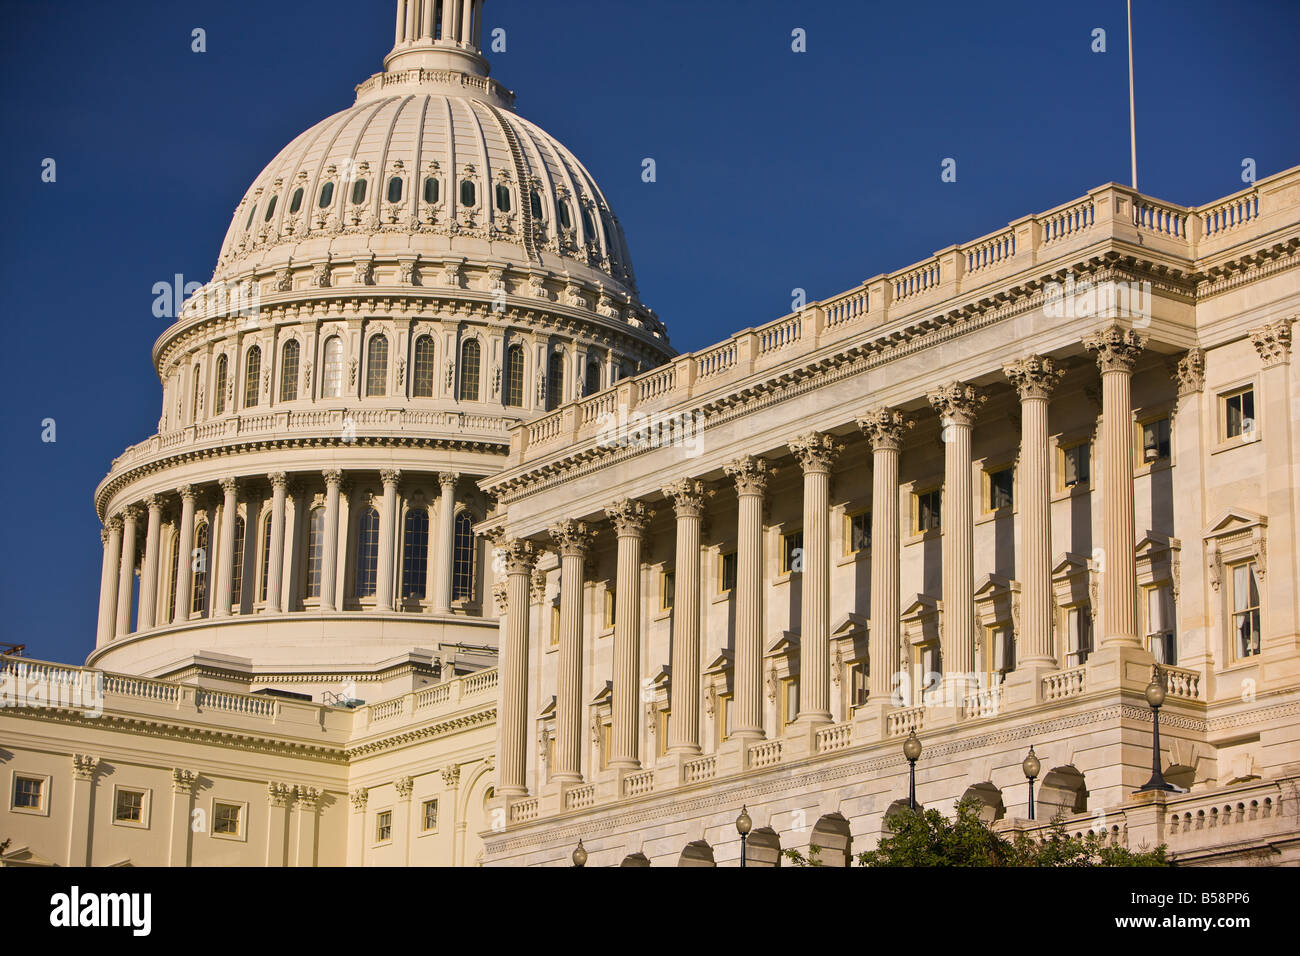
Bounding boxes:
1051 484 1091 504
835 550 868 569
1211 435 1260 456
976 507 1015 526
1134 458 1173 479
905 529 942 546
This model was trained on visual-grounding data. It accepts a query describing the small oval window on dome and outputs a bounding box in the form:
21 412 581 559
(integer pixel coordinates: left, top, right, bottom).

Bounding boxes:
557 199 572 231
460 180 477 208
581 207 596 236
318 181 335 209
289 187 304 215
263 195 278 222
245 203 256 230
387 176 403 203
495 183 512 213
424 177 439 204
529 190 544 220
351 179 368 205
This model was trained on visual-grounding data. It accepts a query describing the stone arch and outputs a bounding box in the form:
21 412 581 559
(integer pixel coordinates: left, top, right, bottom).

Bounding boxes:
1037 765 1088 819
960 782 1006 823
457 764 494 868
882 799 922 834
620 852 650 867
809 812 852 867
745 826 781 867
678 840 715 867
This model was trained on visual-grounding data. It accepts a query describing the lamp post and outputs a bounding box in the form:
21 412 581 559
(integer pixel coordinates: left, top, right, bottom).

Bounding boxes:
736 805 752 868
1022 745 1040 821
571 840 587 867
1137 667 1177 793
903 731 922 811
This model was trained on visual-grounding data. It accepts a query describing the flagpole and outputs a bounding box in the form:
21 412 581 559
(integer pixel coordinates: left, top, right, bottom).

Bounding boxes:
1128 0 1138 191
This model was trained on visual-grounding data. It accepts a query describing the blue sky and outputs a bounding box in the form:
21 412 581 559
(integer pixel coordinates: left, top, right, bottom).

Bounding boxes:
2 0 1298 665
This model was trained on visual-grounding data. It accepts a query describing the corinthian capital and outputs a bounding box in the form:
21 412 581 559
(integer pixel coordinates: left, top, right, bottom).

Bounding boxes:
380 468 402 487
788 432 843 475
267 472 288 491
219 477 238 497
662 478 708 518
606 498 654 537
1250 319 1293 368
171 768 198 795
322 469 344 489
1172 348 1205 396
549 519 595 557
1083 324 1147 374
72 754 99 781
724 455 770 497
502 539 540 575
857 408 914 452
927 382 985 426
1004 355 1065 401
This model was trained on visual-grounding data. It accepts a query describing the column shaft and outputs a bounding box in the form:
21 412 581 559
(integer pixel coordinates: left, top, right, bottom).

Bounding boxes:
498 541 538 795
96 520 123 647
266 474 288 612
433 473 458 613
550 521 593 781
791 434 841 723
725 457 768 740
377 470 401 611
138 498 163 630
214 478 238 617
173 487 197 623
607 499 651 768
664 480 705 754
115 508 140 636
321 471 342 612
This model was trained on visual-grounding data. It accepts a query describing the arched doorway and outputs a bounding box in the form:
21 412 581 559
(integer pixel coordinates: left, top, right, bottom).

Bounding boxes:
745 826 781 867
1037 766 1088 819
620 852 651 867
809 813 853 867
678 840 715 867
960 782 1006 823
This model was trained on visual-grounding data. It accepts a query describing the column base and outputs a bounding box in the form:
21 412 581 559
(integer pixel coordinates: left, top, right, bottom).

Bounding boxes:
1087 643 1157 694
1000 663 1058 710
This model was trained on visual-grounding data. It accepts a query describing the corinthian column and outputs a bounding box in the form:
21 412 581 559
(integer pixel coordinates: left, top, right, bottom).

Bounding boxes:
172 485 197 624
789 433 843 724
321 470 343 612
606 498 653 769
377 470 401 611
549 519 595 782
97 517 123 647
138 496 164 630
214 478 239 618
1005 357 1065 664
498 539 539 796
663 478 707 754
115 506 141 636
858 409 913 701
266 473 288 612
929 383 986 696
724 456 769 740
1084 325 1146 646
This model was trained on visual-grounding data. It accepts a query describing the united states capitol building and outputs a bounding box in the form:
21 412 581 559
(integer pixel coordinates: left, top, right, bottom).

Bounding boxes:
4 1 1300 867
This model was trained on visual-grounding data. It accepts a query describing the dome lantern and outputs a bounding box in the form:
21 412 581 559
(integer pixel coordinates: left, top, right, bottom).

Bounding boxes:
385 0 490 78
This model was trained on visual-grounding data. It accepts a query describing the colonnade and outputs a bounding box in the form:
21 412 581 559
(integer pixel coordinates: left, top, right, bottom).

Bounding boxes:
495 334 1151 794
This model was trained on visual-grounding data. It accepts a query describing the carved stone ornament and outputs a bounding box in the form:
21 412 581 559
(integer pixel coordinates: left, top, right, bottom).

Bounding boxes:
295 786 322 811
502 539 540 575
171 768 199 795
662 478 708 518
1004 354 1065 401
350 787 369 812
1083 324 1147 374
1172 347 1205 396
395 776 415 800
72 753 100 781
268 781 294 807
724 455 771 497
1250 319 1293 368
789 431 843 475
313 263 331 288
606 498 654 537
927 381 986 426
442 765 461 789
549 519 595 557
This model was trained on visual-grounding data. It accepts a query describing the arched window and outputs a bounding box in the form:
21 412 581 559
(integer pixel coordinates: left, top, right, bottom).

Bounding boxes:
164 530 180 623
460 179 477 207
452 511 474 601
214 354 228 415
244 346 262 408
192 366 202 422
581 207 596 237
354 508 380 598
318 181 335 209
351 179 368 205
458 339 481 402
547 351 565 410
423 177 439 204
529 190 544 220
230 516 246 607
322 336 344 398
263 195 277 222
259 511 273 602
306 507 326 599
387 177 403 203
412 336 436 397
557 199 572 231
504 344 525 407
365 336 388 397
289 187 304 215
495 183 512 212
585 360 602 396
280 339 300 402
402 509 429 600
191 522 210 617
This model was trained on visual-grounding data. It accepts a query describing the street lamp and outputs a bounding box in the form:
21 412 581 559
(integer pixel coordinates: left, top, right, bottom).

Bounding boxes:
903 730 923 811
736 805 752 868
1137 667 1177 793
1022 745 1041 820
571 840 588 867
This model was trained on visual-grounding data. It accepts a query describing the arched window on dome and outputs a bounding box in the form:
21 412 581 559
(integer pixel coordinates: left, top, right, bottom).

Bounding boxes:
164 529 180 624
306 507 326 599
387 177 403 204
529 189 544 221
351 179 368 205
245 202 256 231
318 181 335 209
458 339 481 402
322 336 345 398
213 354 228 416
581 206 596 237
366 336 388 397
495 183 512 213
585 360 602 397
412 336 436 397
191 522 210 618
547 351 565 410
289 187 304 215
263 195 278 222
504 344 525 407
402 508 429 601
557 199 572 231
460 179 477 208
452 510 475 602
244 346 262 408
259 510 273 603
355 508 381 598
423 177 440 204
230 515 246 608
280 340 300 402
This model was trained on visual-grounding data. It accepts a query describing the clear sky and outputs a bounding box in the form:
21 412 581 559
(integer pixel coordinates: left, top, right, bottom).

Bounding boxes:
2 0 1298 665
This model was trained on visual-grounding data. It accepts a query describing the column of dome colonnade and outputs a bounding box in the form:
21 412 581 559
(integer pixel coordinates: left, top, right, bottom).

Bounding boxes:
94 468 474 639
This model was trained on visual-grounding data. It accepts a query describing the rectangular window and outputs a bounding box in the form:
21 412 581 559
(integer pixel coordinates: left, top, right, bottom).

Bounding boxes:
213 802 243 836
719 551 737 594
780 677 799 730
661 570 675 611
848 661 868 709
1232 562 1262 658
546 735 556 779
422 799 439 832
12 775 44 811
600 721 612 771
114 788 146 824
550 603 561 648
603 588 615 629
1067 606 1093 665
1145 583 1177 664
1223 388 1256 440
917 643 941 704
915 489 942 533
657 708 670 758
985 624 1014 682
780 530 803 575
845 510 871 555
375 810 393 844
716 693 733 747
987 467 1014 511
1140 417 1171 463
1062 442 1091 488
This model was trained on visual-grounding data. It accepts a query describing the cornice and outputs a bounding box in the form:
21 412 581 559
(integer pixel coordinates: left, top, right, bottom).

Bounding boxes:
344 706 496 759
